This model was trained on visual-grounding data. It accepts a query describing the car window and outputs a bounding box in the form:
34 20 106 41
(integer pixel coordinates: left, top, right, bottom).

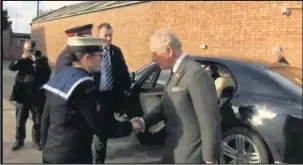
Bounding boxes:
265 67 302 97
267 66 302 87
142 70 157 88
135 62 155 81
156 69 171 87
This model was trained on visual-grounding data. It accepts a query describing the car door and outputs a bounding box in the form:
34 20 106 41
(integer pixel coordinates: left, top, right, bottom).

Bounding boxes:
139 69 171 116
129 67 172 146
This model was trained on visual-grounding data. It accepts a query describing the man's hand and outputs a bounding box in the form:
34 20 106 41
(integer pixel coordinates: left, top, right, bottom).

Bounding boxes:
114 112 128 122
130 117 144 133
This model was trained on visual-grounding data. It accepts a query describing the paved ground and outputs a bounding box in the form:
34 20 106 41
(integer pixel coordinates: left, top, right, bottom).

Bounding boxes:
2 60 163 163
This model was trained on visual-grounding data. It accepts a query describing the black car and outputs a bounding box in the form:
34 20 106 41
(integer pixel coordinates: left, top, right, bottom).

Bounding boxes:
125 55 302 164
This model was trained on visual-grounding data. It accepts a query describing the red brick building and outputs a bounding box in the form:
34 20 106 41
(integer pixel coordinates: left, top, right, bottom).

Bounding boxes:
2 28 31 60
31 1 302 70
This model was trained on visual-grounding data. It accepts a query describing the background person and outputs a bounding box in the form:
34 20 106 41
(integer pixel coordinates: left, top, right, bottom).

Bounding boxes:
9 40 39 151
91 22 132 164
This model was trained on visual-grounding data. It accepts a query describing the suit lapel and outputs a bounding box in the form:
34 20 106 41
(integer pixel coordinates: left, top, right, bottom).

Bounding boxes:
166 56 188 91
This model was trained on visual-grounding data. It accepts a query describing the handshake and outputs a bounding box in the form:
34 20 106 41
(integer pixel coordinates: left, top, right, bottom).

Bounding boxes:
130 117 144 133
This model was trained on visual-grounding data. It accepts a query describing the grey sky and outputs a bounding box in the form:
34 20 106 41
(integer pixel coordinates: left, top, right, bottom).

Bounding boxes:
3 1 85 34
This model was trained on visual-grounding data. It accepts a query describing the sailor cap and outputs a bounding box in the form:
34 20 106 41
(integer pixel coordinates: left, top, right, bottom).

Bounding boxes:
67 36 103 53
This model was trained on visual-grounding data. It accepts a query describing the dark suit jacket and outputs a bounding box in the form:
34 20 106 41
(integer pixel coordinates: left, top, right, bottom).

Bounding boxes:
143 56 222 163
92 44 131 110
9 57 36 102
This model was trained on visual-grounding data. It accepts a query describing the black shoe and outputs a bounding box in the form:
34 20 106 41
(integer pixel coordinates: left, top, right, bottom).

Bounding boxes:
33 143 42 151
12 142 24 151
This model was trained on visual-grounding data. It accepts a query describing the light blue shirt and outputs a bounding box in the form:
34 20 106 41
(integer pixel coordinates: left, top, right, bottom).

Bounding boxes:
99 47 112 91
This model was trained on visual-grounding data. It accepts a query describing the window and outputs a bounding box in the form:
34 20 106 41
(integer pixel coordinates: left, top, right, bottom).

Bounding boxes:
265 67 302 97
142 71 157 88
18 39 26 47
134 62 156 81
267 66 302 87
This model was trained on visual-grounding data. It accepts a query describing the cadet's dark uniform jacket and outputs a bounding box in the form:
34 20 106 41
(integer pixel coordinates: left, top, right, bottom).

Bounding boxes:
41 66 132 163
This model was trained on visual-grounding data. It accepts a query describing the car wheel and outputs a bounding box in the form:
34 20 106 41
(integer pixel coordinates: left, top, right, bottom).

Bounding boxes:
136 128 166 147
220 126 269 164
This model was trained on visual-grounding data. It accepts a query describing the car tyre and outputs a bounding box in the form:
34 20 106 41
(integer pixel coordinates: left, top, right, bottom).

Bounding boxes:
220 126 270 164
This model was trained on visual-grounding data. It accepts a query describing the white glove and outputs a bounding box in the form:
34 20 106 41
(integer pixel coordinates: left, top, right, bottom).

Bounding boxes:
114 112 128 122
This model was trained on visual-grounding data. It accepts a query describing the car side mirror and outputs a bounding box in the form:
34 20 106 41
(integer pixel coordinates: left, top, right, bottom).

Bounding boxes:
129 72 135 82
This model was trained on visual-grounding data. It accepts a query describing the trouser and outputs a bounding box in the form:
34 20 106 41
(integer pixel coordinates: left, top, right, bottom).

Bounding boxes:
15 99 44 144
31 95 45 145
15 102 34 143
91 91 114 164
92 135 108 164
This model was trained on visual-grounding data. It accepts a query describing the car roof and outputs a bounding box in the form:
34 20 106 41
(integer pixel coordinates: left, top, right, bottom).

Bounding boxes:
189 55 298 70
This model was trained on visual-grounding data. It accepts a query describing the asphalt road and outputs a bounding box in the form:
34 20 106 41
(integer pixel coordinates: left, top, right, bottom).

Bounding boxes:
2 60 163 163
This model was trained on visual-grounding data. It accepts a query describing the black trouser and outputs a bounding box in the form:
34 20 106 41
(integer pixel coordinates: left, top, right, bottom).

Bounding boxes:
92 135 108 164
15 101 35 143
92 91 115 164
31 94 45 145
15 97 44 144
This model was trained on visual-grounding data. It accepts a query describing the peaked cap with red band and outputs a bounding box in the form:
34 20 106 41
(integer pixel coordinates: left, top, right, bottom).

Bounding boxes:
64 24 93 37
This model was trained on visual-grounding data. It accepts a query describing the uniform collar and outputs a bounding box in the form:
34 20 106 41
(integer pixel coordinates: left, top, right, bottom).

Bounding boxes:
172 52 187 73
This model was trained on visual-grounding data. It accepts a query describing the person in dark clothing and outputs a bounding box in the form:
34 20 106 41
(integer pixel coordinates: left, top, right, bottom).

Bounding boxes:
9 40 38 151
40 36 139 164
91 22 132 164
31 50 52 151
54 24 93 73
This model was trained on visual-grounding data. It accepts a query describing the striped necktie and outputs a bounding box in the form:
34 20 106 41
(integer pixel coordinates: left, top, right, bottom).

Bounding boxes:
104 47 113 90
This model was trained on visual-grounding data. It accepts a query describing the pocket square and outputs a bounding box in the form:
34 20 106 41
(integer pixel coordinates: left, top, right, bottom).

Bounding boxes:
172 87 184 92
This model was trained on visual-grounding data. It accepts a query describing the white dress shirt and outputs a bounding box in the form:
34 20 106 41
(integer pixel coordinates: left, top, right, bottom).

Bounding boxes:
172 52 187 73
139 52 187 132
99 46 112 91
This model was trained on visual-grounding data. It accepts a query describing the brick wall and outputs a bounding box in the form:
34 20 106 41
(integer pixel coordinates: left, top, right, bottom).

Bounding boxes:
2 30 12 60
31 1 302 70
2 29 30 60
10 37 25 60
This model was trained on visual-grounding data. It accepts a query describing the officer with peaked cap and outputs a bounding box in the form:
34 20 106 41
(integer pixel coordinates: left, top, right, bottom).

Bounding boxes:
54 24 93 73
40 36 138 163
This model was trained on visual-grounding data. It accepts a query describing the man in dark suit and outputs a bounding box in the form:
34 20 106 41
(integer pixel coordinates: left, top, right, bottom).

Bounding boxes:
54 24 93 73
91 22 131 164
132 28 222 163
9 40 40 151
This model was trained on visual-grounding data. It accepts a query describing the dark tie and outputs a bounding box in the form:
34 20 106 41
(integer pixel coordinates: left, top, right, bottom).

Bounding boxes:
104 47 113 90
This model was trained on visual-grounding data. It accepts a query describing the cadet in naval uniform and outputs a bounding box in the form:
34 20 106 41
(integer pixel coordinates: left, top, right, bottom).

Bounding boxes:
54 24 93 73
40 36 136 163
